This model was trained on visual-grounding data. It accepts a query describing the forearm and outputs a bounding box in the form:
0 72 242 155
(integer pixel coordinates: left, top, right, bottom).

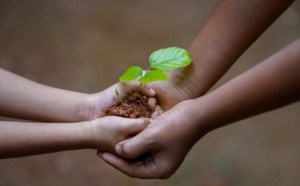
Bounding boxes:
0 68 89 122
0 121 92 158
171 0 294 98
189 38 300 134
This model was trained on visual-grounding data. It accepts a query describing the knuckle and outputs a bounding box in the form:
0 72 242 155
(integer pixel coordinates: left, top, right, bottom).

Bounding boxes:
122 144 135 159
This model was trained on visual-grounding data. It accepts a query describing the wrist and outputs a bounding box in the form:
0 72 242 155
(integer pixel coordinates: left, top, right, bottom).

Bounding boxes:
187 94 230 135
74 92 107 122
87 118 108 151
76 121 96 149
73 94 94 121
168 56 212 102
176 98 218 142
169 99 210 146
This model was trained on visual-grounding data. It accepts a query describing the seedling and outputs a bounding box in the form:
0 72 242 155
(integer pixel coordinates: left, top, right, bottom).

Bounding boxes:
116 47 192 103
115 88 123 104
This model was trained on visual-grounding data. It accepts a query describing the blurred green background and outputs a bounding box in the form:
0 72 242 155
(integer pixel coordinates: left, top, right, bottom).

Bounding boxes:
0 1 300 185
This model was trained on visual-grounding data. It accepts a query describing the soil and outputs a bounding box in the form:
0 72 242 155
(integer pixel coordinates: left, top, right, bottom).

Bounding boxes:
107 92 153 118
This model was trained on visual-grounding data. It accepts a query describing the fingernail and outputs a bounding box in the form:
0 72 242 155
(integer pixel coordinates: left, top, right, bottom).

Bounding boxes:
149 119 154 122
116 145 123 155
149 88 156 95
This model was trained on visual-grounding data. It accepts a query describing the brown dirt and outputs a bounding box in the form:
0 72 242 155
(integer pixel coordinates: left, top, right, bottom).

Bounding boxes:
107 92 153 118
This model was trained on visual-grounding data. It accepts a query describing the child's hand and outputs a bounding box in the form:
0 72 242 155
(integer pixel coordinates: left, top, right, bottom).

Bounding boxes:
78 81 162 121
88 116 151 153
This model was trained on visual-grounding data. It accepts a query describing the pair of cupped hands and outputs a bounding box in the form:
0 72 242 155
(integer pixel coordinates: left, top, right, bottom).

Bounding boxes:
85 78 202 179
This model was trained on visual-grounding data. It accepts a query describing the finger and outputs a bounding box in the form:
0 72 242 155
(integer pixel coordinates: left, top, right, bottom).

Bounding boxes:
99 151 158 179
154 104 162 111
115 130 152 159
151 105 164 118
124 118 151 134
148 98 157 110
140 84 156 97
151 110 163 119
116 80 140 95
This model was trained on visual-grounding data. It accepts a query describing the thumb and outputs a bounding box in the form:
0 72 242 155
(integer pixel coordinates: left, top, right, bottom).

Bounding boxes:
116 132 151 159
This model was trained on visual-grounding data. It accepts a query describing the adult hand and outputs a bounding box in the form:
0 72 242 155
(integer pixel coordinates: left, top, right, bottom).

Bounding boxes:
98 100 207 179
142 71 197 111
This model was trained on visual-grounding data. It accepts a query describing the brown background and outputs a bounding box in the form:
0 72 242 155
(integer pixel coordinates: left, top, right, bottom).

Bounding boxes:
0 1 300 185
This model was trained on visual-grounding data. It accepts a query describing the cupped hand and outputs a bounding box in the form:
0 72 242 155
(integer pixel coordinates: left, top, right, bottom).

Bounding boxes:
89 116 151 153
142 71 197 111
97 100 207 179
76 81 160 121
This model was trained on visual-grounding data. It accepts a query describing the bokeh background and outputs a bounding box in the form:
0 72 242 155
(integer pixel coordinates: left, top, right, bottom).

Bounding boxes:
0 1 300 185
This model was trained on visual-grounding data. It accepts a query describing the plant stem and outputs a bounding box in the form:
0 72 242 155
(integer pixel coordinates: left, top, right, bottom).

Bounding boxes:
145 66 150 74
134 66 151 100
115 88 123 104
134 82 143 100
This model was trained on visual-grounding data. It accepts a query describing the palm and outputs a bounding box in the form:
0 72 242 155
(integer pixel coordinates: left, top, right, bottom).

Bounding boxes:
99 100 203 179
83 81 157 120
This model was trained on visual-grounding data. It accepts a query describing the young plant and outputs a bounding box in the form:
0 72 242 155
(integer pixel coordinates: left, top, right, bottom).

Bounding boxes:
115 88 123 104
117 47 192 103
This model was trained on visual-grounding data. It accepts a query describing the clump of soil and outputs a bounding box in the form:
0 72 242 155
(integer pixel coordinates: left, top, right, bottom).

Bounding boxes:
107 92 153 118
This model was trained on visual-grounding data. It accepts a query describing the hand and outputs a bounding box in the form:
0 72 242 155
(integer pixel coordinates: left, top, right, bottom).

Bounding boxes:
98 100 207 179
77 70 196 121
76 81 159 121
142 71 198 111
89 116 151 153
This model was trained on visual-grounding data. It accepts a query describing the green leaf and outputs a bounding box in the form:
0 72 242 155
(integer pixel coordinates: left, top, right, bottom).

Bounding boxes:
119 66 143 81
139 70 168 83
149 47 192 70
